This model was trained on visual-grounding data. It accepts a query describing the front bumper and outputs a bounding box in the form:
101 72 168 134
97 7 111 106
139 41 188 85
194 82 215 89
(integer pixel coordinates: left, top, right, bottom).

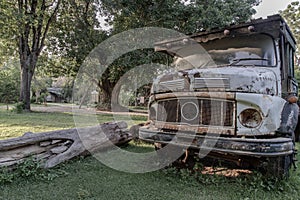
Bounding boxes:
139 126 294 157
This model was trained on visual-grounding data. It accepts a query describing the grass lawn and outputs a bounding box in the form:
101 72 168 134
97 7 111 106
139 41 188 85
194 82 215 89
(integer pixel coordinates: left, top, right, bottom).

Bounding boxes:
0 108 300 199
0 110 74 139
0 107 146 139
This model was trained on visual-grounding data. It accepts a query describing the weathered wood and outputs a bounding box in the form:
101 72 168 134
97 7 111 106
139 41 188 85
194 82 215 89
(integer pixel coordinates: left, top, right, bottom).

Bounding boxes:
0 121 132 168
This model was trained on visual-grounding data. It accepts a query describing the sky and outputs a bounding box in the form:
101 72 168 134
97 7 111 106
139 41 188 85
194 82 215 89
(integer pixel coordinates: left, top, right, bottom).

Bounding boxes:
254 0 298 18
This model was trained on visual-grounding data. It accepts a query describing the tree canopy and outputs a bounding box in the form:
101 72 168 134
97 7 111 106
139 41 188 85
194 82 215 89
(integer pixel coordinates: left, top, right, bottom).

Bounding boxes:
100 0 259 34
46 0 107 77
0 0 261 110
280 1 300 58
280 1 300 94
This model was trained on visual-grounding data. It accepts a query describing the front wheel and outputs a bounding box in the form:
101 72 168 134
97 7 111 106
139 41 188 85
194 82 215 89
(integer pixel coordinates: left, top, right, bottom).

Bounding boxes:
260 155 292 179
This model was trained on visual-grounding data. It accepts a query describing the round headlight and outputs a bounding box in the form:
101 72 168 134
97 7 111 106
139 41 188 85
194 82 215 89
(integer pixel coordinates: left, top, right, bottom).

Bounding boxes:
239 108 262 128
181 101 199 121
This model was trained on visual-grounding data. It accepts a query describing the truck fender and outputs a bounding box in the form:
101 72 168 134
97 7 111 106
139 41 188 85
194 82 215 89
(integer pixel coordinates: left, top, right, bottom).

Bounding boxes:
277 102 299 141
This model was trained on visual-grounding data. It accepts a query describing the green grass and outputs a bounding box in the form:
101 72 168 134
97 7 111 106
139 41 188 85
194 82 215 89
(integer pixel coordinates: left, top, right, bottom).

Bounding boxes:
0 109 300 199
0 143 299 200
0 111 73 139
0 109 147 139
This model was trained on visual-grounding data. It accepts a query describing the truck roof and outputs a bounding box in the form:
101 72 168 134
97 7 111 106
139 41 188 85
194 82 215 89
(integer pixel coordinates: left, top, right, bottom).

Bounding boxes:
155 14 296 54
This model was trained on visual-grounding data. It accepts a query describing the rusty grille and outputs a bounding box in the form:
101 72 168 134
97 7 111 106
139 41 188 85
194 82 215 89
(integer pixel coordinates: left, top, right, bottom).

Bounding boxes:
157 98 234 127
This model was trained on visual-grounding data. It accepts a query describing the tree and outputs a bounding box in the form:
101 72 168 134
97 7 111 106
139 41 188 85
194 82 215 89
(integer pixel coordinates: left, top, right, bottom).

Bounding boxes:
280 1 300 92
92 0 260 110
46 0 108 77
280 1 300 60
0 0 61 111
0 39 17 68
101 0 260 34
44 1 108 106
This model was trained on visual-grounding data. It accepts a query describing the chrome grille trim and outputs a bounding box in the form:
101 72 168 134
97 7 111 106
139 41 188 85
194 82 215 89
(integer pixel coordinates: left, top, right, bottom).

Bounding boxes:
156 98 234 127
157 79 185 92
193 78 230 89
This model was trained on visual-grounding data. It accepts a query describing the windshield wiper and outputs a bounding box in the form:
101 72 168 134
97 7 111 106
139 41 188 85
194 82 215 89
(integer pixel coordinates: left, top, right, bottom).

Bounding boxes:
229 58 270 66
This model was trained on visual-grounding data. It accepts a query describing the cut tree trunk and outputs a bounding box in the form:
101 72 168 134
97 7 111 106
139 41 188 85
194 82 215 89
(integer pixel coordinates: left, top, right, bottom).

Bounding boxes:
0 121 132 168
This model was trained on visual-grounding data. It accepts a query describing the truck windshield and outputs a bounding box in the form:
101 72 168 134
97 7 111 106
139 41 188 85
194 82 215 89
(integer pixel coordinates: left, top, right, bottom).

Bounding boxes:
174 34 276 69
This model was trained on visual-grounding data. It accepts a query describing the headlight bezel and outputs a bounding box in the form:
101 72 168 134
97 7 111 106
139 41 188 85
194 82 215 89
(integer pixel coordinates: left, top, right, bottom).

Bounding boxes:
238 108 263 128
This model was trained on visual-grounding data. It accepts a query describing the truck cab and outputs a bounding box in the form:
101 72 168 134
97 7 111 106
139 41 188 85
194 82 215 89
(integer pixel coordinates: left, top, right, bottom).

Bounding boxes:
139 15 298 177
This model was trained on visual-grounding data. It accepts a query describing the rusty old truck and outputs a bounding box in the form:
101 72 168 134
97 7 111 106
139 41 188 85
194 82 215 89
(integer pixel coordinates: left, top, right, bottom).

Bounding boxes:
139 15 299 177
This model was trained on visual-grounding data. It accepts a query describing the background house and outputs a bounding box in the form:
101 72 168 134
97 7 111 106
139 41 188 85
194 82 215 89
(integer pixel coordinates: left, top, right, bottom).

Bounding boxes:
46 88 65 103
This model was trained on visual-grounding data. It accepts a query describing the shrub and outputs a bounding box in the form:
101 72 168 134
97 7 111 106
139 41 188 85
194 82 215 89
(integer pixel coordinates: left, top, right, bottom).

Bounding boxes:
12 102 25 113
0 157 68 184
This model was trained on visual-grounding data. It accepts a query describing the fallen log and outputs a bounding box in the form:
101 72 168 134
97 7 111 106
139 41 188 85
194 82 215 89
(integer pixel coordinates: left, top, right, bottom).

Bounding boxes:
0 121 132 168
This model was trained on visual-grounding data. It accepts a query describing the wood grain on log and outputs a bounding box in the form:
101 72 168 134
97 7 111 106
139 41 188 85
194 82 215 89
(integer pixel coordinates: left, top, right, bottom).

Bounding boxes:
0 121 132 168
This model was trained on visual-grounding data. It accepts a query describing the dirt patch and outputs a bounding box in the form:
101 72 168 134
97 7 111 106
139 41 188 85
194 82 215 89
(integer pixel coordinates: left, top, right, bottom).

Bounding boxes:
30 104 148 116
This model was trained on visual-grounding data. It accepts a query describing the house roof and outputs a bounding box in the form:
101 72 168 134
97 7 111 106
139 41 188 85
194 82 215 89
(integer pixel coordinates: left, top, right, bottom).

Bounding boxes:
47 87 63 97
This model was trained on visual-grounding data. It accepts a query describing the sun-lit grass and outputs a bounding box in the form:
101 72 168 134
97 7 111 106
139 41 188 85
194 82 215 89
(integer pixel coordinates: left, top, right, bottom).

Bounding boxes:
0 108 147 139
0 111 74 139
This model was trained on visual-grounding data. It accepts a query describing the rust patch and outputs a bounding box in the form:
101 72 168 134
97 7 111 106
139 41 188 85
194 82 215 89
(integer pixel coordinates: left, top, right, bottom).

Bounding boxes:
154 92 235 100
155 122 235 135
200 167 252 177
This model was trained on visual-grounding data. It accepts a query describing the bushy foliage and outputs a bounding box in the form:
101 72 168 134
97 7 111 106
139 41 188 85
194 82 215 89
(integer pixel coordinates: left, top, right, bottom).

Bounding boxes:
280 2 300 93
0 62 20 105
280 1 300 54
0 157 68 185
101 0 260 34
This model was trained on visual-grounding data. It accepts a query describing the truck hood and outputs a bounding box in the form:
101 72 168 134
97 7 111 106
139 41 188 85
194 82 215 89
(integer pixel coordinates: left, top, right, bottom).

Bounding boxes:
155 67 278 95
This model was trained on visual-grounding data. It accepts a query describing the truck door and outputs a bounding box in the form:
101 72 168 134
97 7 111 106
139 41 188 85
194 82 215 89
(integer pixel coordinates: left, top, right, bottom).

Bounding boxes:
281 35 298 97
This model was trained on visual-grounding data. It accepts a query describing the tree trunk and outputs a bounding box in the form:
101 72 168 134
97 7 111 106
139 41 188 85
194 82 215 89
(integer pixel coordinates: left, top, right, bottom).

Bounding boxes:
97 74 128 112
111 80 128 112
99 87 112 110
98 76 115 110
20 64 29 110
19 56 37 112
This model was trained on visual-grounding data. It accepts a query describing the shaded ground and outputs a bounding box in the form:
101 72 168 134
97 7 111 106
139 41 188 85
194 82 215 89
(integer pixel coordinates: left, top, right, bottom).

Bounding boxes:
0 103 148 117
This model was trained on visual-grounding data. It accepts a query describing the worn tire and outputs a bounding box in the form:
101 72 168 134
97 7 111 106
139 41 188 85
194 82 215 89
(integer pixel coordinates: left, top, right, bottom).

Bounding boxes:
154 143 194 168
260 155 292 178
295 114 300 142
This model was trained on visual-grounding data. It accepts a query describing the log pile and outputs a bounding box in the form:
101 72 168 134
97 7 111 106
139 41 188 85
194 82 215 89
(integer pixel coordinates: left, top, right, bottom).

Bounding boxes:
0 121 132 168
